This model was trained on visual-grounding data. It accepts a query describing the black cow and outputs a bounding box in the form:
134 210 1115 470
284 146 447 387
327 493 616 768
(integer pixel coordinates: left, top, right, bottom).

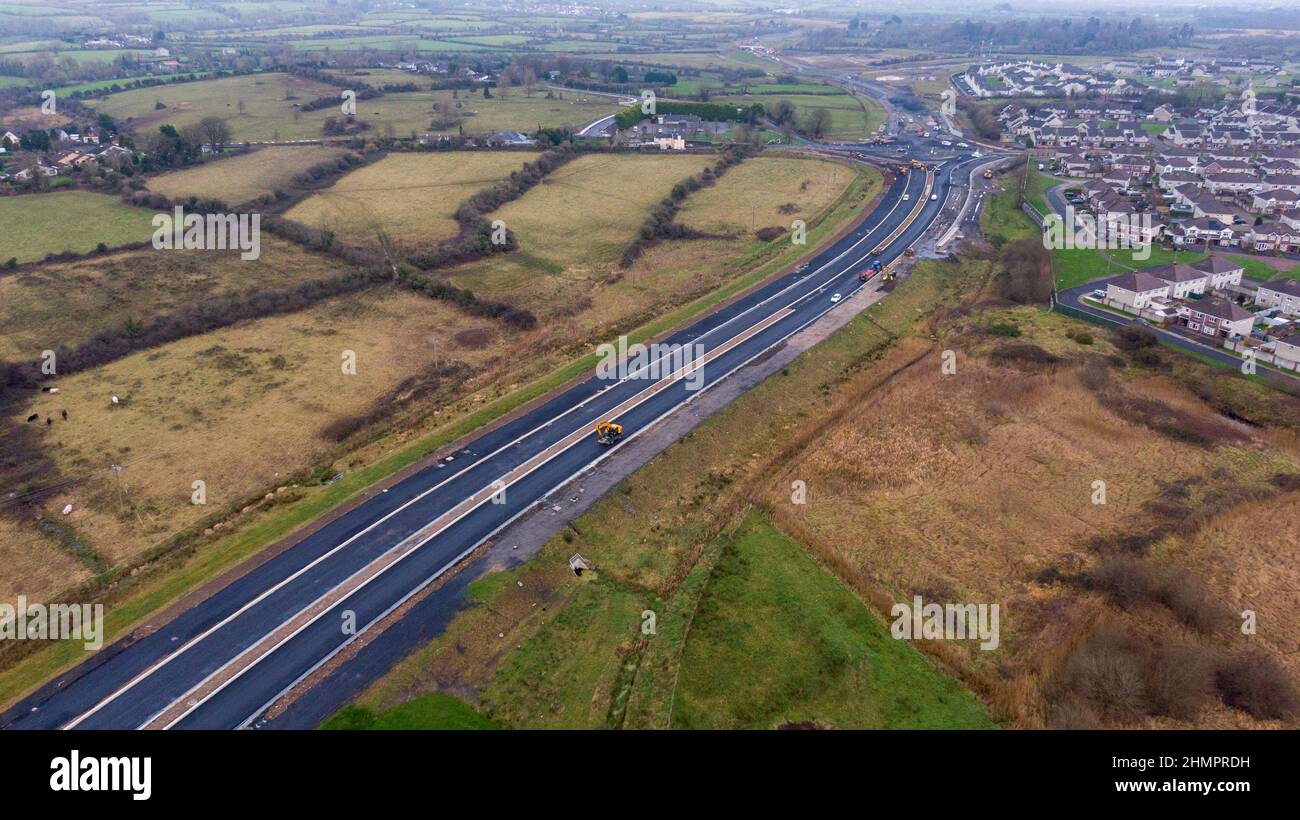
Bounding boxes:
26 413 38 423
61 409 68 420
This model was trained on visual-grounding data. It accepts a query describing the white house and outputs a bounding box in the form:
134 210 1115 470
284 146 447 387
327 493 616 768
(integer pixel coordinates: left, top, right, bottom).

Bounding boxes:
1271 331 1300 370
1254 279 1300 316
1105 271 1171 311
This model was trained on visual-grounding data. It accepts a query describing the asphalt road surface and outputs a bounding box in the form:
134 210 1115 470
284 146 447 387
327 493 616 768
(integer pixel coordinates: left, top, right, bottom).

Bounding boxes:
3 153 989 731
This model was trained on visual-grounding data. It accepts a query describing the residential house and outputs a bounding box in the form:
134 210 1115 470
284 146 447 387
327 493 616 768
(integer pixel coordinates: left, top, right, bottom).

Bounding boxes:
1255 279 1300 316
1203 172 1260 196
1061 154 1093 177
1270 331 1300 370
1182 295 1255 339
1189 255 1246 289
486 131 535 147
1105 270 1171 311
1191 195 1239 222
1169 217 1246 247
1252 189 1300 213
1247 224 1300 253
1157 170 1200 191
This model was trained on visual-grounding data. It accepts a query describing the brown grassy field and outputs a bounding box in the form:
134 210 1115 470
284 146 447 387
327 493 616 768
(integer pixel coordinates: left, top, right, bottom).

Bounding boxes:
146 145 353 206
443 153 712 315
760 305 1300 728
88 73 621 142
447 153 874 342
284 150 539 250
0 516 93 605
0 237 352 361
676 155 858 236
0 106 68 130
8 286 519 573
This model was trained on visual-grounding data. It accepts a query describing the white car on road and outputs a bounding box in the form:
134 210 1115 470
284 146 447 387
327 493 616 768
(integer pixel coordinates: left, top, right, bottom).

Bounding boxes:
830 293 842 303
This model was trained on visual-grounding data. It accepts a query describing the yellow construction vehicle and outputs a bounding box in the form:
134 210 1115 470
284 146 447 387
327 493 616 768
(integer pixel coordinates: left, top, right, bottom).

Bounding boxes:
594 421 624 445
897 164 909 175
910 159 925 170
983 169 994 179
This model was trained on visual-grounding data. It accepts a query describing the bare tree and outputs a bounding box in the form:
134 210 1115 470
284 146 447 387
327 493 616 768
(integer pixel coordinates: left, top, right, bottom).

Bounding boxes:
197 116 231 149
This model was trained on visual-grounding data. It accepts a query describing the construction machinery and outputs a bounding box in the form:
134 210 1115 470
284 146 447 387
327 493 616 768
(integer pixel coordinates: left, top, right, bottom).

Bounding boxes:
910 159 925 170
897 164 909 175
983 169 994 179
594 421 624 445
859 258 884 282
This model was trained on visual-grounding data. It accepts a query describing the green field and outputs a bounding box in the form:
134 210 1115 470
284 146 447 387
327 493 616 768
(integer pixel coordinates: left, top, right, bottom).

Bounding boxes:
322 693 499 730
717 90 884 140
147 144 352 205
287 35 496 52
0 191 156 264
285 150 539 249
1023 169 1065 218
1052 246 1208 290
89 72 620 141
9 48 153 65
979 178 1039 246
88 72 342 141
425 89 621 136
672 514 995 729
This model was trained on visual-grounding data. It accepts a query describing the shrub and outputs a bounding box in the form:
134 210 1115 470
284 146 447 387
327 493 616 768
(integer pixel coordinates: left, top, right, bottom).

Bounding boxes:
987 321 1021 337
1112 324 1158 351
1062 623 1149 723
988 342 1058 369
1146 642 1219 720
1089 556 1228 634
1216 650 1300 720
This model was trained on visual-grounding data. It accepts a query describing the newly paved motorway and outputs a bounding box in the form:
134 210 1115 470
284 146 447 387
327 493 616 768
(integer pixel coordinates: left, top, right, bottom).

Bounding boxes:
3 153 987 731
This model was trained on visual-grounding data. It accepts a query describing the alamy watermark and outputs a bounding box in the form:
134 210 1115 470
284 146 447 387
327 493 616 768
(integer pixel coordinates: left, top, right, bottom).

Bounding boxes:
0 596 104 651
50 751 151 801
596 335 706 391
1043 206 1152 262
152 206 261 260
891 595 1000 651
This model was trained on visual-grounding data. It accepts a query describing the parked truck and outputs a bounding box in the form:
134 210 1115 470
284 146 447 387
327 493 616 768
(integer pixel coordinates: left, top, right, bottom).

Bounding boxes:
859 258 884 282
